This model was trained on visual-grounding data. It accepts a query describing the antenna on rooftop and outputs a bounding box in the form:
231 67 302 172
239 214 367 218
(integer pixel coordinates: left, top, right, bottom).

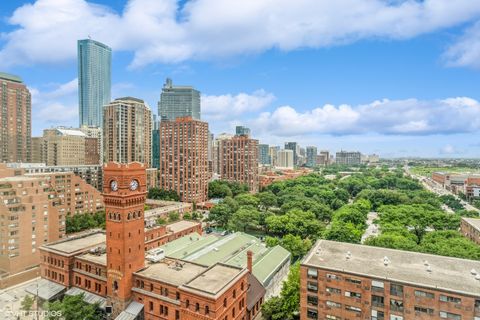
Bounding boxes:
88 35 92 40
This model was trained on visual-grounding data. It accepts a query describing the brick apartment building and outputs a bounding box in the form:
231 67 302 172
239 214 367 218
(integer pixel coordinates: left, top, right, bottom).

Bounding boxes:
38 162 265 320
159 117 209 203
461 217 480 245
0 163 103 287
301 240 480 320
218 135 259 193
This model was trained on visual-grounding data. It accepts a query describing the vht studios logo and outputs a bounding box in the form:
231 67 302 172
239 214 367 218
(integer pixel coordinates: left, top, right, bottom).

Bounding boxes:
0 309 63 318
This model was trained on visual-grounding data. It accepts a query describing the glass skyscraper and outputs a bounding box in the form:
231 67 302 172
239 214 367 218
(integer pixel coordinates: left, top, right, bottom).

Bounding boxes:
158 78 200 121
78 39 111 127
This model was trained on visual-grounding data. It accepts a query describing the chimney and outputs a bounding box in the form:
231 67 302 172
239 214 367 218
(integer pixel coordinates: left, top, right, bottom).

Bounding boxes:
247 250 253 273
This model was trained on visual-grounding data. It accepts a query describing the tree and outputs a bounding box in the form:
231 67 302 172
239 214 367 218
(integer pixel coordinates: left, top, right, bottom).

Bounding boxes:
183 213 192 220
266 209 324 239
364 233 418 251
229 206 260 232
258 191 277 210
279 234 312 260
235 193 260 207
420 230 480 260
147 188 180 201
208 203 234 227
168 212 180 222
208 180 233 198
45 294 100 320
21 295 34 312
155 217 166 225
324 221 363 243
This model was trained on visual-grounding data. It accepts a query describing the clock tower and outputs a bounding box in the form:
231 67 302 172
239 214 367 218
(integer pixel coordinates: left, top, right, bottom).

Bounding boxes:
103 162 146 317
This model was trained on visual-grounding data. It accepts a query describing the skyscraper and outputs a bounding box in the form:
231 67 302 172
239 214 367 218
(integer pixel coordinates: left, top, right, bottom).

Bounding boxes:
78 39 111 127
103 97 152 167
151 115 160 169
159 117 209 203
218 135 259 193
277 149 294 169
236 125 251 137
258 144 271 165
0 72 31 163
158 78 200 121
306 146 318 168
285 142 299 166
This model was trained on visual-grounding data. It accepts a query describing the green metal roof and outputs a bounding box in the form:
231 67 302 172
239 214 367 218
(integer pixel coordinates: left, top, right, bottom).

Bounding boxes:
159 232 291 287
0 72 22 83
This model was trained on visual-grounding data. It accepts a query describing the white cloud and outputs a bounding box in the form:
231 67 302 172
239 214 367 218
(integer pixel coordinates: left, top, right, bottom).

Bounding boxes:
202 89 275 120
37 102 78 123
250 97 480 137
2 0 480 68
444 21 480 69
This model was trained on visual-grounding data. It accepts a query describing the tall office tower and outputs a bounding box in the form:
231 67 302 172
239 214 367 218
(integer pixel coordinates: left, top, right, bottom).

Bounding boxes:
236 125 251 137
258 144 271 165
0 163 103 287
0 73 31 163
103 162 147 317
151 115 160 169
336 150 362 165
159 117 209 203
277 149 294 169
269 146 280 167
213 133 234 175
219 135 259 193
158 78 200 121
41 127 100 166
103 97 152 167
80 125 103 164
319 150 330 166
285 142 299 167
306 146 318 168
78 39 111 127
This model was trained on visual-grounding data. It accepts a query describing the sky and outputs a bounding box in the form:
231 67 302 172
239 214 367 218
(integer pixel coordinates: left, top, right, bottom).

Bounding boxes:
1 0 480 158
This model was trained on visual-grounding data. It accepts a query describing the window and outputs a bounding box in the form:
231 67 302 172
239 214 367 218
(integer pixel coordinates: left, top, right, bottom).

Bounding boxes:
233 289 236 298
307 268 318 279
372 280 384 291
345 278 361 284
372 295 384 308
439 311 461 320
326 287 341 294
186 300 190 308
205 306 210 315
326 301 341 308
307 282 318 292
307 309 318 319
326 273 341 280
307 295 318 306
195 303 199 312
390 284 403 296
415 290 434 299
345 305 361 313
415 306 434 315
390 299 404 312
372 310 385 320
345 291 361 299
440 295 461 304
149 301 153 311
224 298 227 307
326 316 340 320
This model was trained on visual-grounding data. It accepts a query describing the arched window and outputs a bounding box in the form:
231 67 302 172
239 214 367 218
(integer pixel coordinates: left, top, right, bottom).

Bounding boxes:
113 281 118 292
133 212 136 218
223 298 227 307
109 212 112 219
233 289 236 298
138 211 142 218
241 282 244 291
186 300 190 308
205 306 209 315
128 212 131 220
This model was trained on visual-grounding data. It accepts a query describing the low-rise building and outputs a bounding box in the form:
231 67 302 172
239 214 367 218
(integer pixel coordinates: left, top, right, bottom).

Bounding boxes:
335 151 362 165
461 217 480 245
301 240 480 320
144 199 193 226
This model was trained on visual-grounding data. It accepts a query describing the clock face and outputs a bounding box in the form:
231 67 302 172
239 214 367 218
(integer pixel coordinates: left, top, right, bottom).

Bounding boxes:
130 179 139 191
110 180 118 191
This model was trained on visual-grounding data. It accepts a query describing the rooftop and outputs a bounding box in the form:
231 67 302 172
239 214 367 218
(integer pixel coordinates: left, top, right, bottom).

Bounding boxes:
0 72 22 83
303 240 480 296
0 176 41 183
135 259 207 286
462 217 480 232
77 253 107 266
167 220 200 233
56 128 86 137
183 264 245 296
42 232 105 255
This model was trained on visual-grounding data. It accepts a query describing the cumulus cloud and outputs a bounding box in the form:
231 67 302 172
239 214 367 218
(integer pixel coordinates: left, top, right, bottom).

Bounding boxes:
251 97 480 136
2 0 480 68
202 89 275 120
444 21 480 69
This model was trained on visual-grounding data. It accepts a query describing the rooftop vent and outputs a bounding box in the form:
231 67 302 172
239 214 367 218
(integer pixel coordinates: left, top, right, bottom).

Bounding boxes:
476 274 480 281
471 269 477 275
424 260 429 266
426 265 432 273
346 251 352 260
383 256 389 266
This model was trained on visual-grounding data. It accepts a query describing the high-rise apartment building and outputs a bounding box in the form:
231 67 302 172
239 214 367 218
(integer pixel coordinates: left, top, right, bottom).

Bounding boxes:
318 150 330 166
103 97 152 167
41 127 100 166
31 137 43 163
300 240 480 320
285 142 299 167
158 78 200 121
0 73 31 163
80 125 103 164
236 125 251 137
78 39 111 127
0 163 103 287
336 150 362 165
277 149 294 169
159 117 209 203
151 115 160 169
258 144 270 166
218 135 259 193
306 146 318 168
213 133 234 175
269 146 280 167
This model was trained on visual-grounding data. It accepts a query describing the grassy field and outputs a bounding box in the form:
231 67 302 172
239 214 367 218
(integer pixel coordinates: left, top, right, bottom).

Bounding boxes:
410 166 480 176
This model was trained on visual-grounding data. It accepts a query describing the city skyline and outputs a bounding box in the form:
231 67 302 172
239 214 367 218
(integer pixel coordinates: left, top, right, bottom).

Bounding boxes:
1 1 480 157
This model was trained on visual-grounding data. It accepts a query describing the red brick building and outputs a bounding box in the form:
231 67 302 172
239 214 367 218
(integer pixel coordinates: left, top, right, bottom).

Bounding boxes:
39 162 264 320
461 217 480 245
301 240 480 320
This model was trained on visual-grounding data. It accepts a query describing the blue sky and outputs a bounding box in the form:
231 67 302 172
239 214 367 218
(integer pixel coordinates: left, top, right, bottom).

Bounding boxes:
2 0 480 158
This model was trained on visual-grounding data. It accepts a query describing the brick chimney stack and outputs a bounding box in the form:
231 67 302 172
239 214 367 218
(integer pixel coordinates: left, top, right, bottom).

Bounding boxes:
247 250 253 273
